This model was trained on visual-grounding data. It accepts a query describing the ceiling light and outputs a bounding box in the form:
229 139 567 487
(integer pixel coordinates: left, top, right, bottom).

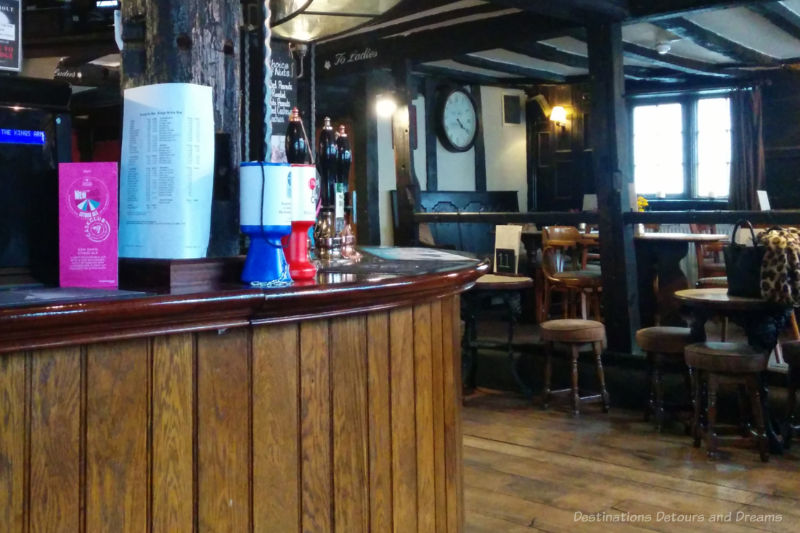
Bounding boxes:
375 94 397 118
656 41 672 55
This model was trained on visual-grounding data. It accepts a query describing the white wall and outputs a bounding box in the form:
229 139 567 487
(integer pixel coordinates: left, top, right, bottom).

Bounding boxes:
375 85 528 244
481 86 528 211
377 112 396 246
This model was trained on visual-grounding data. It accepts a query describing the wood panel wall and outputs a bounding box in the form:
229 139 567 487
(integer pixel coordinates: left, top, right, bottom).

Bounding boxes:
0 296 463 533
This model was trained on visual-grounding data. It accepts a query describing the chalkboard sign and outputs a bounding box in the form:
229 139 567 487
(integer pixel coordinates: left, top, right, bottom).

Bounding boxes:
0 0 21 72
268 40 296 162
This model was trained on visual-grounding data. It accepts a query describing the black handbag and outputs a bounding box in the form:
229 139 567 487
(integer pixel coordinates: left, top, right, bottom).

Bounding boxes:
723 220 764 298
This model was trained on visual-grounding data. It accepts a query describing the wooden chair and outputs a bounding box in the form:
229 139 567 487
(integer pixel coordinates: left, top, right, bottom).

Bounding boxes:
540 319 609 415
685 342 770 462
781 341 800 449
541 226 602 321
690 224 726 283
635 327 693 432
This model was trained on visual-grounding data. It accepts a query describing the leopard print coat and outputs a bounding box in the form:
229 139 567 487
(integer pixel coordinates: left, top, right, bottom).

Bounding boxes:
758 227 800 306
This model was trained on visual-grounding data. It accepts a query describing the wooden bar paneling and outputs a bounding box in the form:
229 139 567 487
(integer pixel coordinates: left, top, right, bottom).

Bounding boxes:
197 329 250 533
389 307 418 532
331 316 369 533
0 352 26 533
86 339 149 533
300 320 332 533
253 323 301 533
366 313 393 532
430 301 447 533
0 293 470 531
414 304 436 533
442 297 464 533
30 347 81 533
152 334 194 533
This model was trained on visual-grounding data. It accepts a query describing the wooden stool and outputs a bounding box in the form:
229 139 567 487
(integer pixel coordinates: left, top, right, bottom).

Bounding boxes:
540 319 609 415
685 342 769 462
635 327 693 432
781 341 800 449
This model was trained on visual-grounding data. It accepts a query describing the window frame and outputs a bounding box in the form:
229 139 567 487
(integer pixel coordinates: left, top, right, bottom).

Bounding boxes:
628 92 732 200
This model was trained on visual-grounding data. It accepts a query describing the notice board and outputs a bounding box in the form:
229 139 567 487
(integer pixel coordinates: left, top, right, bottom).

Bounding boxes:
0 0 20 72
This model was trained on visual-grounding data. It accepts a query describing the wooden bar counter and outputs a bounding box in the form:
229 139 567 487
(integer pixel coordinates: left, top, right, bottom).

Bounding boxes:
0 248 486 533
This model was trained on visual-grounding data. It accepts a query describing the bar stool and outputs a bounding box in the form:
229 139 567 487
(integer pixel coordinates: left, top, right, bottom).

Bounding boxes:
635 326 693 432
540 319 609 415
781 340 800 449
684 342 769 462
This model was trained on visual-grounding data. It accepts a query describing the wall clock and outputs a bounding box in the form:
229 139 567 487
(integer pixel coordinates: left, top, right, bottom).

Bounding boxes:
436 87 479 152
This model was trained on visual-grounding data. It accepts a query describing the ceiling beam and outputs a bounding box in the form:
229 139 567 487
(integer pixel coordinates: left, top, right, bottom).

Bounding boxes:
628 0 774 22
748 2 800 40
487 0 629 22
655 17 779 65
453 54 566 82
506 42 589 68
623 41 734 77
412 64 508 86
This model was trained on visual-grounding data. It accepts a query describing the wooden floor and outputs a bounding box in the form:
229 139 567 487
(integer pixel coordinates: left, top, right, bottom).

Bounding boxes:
463 390 800 532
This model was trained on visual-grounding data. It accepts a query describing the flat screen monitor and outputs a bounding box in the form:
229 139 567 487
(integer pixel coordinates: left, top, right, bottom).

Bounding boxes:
0 105 64 284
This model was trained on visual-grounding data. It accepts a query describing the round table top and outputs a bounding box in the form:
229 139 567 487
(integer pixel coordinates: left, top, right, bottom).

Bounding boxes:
673 288 770 310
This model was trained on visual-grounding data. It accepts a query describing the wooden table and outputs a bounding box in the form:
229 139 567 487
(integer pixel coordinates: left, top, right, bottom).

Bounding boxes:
674 288 793 453
636 233 728 327
462 274 534 396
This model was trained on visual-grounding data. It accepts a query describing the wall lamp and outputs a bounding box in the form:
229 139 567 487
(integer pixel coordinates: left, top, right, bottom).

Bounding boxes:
375 93 398 119
550 105 568 127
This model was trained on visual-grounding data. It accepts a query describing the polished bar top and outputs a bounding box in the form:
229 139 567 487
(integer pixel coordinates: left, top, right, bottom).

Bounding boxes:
0 247 488 352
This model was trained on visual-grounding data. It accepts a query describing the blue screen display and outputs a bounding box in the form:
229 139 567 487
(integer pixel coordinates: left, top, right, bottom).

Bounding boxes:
0 129 46 145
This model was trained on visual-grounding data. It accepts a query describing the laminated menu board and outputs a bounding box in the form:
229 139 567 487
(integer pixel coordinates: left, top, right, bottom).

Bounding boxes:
59 162 118 288
119 83 215 258
0 0 21 72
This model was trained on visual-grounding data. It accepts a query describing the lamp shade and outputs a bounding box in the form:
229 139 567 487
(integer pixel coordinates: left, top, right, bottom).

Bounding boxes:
550 106 568 126
270 0 403 42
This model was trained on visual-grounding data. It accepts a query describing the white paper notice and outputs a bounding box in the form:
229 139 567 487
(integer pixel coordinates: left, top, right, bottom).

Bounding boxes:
119 83 215 258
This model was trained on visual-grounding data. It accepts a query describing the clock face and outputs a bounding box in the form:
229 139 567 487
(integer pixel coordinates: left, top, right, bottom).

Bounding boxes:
440 89 478 152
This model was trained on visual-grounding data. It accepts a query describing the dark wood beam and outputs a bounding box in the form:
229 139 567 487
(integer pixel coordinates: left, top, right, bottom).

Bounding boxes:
623 42 733 77
487 0 629 22
453 55 567 82
749 2 800 40
317 13 571 78
629 0 774 22
655 17 779 66
423 78 438 191
392 61 422 246
471 85 487 192
588 22 641 353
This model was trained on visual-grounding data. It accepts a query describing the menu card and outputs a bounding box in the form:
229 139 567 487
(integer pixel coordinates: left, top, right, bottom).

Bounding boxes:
59 162 118 288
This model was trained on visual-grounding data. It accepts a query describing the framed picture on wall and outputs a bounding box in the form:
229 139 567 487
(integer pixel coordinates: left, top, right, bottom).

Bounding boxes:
502 94 522 125
0 0 22 72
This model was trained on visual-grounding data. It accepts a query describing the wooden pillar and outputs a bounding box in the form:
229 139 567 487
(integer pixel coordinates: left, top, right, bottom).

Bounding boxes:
587 23 640 353
392 62 422 246
120 0 242 257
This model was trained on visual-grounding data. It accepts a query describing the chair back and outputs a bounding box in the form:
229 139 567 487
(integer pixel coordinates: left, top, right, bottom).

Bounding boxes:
541 226 581 279
690 224 725 279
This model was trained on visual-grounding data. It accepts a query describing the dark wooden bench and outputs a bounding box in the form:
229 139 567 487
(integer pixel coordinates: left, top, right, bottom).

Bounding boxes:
391 190 520 257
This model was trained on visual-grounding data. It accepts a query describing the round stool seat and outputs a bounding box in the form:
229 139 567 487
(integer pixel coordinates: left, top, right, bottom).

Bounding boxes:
696 276 727 289
685 342 768 373
782 340 800 366
552 270 602 288
636 327 693 354
541 319 605 343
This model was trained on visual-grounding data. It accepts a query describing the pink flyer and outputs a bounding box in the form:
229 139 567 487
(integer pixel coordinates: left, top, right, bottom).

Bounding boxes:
59 162 118 288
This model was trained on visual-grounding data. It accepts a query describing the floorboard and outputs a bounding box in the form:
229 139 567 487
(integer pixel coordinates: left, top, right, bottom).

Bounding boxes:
463 391 800 532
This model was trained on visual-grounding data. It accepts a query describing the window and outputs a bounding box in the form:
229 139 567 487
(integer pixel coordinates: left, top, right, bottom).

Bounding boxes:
632 96 731 199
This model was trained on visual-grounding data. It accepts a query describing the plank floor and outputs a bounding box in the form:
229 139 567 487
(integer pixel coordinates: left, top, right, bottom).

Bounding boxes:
463 390 800 532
